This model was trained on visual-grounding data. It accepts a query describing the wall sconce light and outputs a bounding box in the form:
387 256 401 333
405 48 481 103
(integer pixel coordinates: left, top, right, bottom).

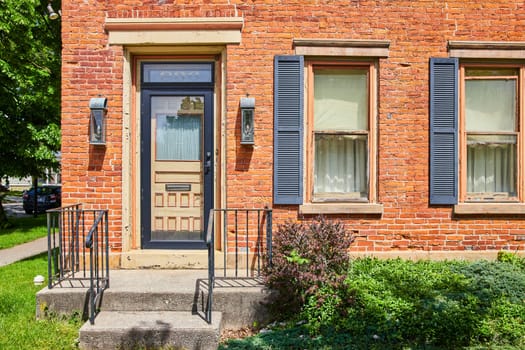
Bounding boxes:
89 97 107 145
240 96 255 145
47 3 60 20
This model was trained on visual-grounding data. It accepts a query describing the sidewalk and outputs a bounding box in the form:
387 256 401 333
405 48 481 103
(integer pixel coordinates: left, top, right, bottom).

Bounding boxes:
0 236 48 267
0 197 48 267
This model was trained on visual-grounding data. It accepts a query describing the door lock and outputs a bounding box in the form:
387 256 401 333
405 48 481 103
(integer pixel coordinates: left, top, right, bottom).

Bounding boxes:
204 152 211 174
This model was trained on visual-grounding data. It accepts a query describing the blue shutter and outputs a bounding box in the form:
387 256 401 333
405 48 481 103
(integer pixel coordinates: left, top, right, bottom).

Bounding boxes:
429 57 458 205
274 56 304 205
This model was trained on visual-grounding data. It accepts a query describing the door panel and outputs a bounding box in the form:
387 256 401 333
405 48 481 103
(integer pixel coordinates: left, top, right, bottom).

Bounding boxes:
141 90 213 249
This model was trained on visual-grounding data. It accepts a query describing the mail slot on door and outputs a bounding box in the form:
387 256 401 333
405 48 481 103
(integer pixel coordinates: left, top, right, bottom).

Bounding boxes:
165 184 192 192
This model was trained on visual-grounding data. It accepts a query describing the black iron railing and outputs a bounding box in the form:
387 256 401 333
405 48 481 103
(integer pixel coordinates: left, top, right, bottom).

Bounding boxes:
46 205 109 324
205 207 273 323
205 210 215 324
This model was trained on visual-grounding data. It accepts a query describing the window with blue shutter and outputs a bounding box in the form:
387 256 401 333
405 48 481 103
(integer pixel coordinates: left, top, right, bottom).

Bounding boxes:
429 57 458 205
274 56 304 205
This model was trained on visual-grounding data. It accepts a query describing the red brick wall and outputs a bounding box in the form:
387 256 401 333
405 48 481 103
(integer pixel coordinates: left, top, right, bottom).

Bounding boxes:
61 1 525 255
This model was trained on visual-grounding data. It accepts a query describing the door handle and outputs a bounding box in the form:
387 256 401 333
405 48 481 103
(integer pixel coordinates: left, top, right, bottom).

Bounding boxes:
204 152 211 174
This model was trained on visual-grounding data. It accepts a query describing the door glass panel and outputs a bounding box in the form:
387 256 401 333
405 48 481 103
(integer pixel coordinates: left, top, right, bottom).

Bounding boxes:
150 96 204 241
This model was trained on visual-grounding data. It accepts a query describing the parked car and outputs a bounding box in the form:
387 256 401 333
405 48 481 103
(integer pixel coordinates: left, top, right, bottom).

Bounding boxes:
22 185 61 214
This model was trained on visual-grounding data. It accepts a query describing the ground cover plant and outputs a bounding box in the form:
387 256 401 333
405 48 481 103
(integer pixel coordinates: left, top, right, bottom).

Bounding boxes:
0 253 81 350
0 215 47 249
222 219 525 349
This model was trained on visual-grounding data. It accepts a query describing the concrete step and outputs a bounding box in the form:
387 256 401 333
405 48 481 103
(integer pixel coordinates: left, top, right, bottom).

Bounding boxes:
36 270 274 329
102 290 197 312
102 269 208 313
79 311 222 350
100 285 272 329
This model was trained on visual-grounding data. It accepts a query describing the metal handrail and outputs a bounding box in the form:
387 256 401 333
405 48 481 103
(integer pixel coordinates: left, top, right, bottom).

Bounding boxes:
214 207 273 279
205 207 273 324
47 204 81 288
86 209 109 324
46 205 109 325
205 210 215 324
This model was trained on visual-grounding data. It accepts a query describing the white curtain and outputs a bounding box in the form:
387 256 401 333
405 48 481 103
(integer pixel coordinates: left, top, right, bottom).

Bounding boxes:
467 136 516 195
465 79 515 132
156 115 201 160
314 135 367 197
314 69 368 131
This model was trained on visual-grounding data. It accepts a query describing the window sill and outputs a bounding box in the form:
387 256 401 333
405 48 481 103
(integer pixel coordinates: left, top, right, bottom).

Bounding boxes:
299 203 383 215
454 203 525 215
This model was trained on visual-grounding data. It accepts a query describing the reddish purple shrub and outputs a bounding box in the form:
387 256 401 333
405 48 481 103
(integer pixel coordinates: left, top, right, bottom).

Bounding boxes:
264 216 355 317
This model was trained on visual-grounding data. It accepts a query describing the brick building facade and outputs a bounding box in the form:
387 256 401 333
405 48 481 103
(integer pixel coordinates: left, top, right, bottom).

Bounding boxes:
61 0 525 268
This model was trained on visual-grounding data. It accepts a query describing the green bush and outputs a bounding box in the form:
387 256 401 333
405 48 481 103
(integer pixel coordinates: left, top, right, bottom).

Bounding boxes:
451 258 525 345
302 285 346 335
477 299 525 345
450 259 525 305
263 217 355 318
230 255 525 349
338 259 476 348
497 251 525 269
301 258 525 349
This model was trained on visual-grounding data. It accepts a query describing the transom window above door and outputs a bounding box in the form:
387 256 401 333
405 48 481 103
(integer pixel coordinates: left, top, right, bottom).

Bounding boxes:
142 62 214 84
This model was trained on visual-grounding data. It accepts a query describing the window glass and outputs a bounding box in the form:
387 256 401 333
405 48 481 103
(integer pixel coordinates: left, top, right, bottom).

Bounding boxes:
314 134 368 199
314 69 368 131
312 67 370 201
152 96 203 161
463 67 519 200
467 135 516 197
465 68 518 77
143 63 213 83
465 79 516 132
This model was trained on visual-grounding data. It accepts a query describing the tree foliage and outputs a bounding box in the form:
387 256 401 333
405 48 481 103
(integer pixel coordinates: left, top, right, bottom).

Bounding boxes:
0 0 61 225
0 0 61 176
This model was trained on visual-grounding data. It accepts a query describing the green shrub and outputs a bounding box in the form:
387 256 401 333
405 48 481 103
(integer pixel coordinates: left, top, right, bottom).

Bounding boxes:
263 217 354 318
450 260 525 306
228 257 525 349
477 299 525 345
301 285 347 335
497 251 525 269
340 258 480 348
450 259 525 346
306 258 524 349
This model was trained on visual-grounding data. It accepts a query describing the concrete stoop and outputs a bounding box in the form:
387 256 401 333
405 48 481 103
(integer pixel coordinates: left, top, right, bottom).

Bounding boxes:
36 270 274 350
79 311 222 350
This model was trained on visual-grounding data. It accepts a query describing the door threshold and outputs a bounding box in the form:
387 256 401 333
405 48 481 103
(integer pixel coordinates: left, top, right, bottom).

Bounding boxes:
120 249 225 269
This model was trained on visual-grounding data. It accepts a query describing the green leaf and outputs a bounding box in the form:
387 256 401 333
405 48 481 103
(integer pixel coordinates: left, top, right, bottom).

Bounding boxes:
285 249 310 265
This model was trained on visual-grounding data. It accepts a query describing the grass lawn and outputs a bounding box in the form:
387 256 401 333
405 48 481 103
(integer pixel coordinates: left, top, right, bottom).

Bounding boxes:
0 253 81 350
0 215 47 250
